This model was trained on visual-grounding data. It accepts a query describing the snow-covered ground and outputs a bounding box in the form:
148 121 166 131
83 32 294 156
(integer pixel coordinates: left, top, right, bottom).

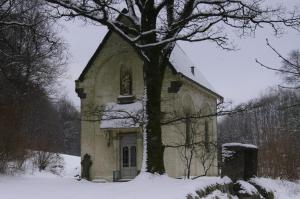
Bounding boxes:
0 154 227 199
0 154 299 199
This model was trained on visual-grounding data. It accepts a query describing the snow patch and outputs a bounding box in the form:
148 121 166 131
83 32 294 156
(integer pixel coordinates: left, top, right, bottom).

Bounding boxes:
204 190 238 199
141 87 148 172
251 177 300 199
222 142 258 149
221 147 235 162
61 154 81 177
237 180 259 195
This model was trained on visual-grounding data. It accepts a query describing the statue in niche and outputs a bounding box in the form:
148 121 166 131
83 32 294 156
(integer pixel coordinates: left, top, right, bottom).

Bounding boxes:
120 65 132 95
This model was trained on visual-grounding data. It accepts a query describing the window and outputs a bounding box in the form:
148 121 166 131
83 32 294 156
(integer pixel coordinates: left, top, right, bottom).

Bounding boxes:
122 146 129 167
204 121 210 152
130 146 136 167
120 65 132 95
185 113 192 146
182 95 194 146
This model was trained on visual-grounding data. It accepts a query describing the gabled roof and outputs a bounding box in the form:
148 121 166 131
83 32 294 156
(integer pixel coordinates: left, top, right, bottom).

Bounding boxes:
169 44 221 98
77 31 222 100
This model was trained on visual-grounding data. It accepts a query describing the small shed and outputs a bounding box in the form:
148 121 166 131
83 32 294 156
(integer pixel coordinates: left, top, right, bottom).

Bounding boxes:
221 143 258 181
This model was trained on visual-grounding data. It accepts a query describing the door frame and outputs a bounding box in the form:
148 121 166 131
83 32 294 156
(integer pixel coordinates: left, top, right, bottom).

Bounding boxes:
119 133 137 179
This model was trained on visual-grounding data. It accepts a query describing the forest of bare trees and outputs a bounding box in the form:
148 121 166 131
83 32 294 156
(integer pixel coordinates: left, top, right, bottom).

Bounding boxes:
218 88 300 180
0 0 80 174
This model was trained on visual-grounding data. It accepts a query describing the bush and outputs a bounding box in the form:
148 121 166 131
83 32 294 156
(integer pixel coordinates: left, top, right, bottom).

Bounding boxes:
32 151 64 175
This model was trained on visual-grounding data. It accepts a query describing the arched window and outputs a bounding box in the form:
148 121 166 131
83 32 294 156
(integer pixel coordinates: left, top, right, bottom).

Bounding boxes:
201 104 212 153
204 120 210 152
120 65 132 95
122 146 129 167
185 112 192 145
182 94 194 146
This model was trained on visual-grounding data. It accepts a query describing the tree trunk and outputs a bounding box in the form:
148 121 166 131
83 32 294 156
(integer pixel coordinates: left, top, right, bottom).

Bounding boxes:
144 49 166 174
139 6 166 174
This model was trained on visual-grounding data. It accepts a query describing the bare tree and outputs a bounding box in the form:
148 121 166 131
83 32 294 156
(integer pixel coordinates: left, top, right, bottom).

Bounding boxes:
45 0 300 173
0 0 35 27
162 107 218 179
32 150 64 175
165 112 199 179
0 1 66 93
256 40 300 90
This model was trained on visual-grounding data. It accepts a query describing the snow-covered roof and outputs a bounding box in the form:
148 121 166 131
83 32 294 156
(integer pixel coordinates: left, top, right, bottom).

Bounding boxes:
100 101 143 129
169 44 217 94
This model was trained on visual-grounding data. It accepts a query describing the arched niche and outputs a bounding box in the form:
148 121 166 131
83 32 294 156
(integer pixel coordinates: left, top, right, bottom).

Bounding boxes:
181 94 195 145
120 64 132 96
181 94 195 115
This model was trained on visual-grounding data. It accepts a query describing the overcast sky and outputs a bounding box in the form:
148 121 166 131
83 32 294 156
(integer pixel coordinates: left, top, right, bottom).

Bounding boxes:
58 0 300 108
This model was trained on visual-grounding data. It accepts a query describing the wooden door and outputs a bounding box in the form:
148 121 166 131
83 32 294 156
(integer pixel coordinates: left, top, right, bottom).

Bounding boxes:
120 134 137 179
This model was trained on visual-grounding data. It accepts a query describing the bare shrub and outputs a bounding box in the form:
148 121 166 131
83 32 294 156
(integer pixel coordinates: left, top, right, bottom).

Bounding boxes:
32 151 64 175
